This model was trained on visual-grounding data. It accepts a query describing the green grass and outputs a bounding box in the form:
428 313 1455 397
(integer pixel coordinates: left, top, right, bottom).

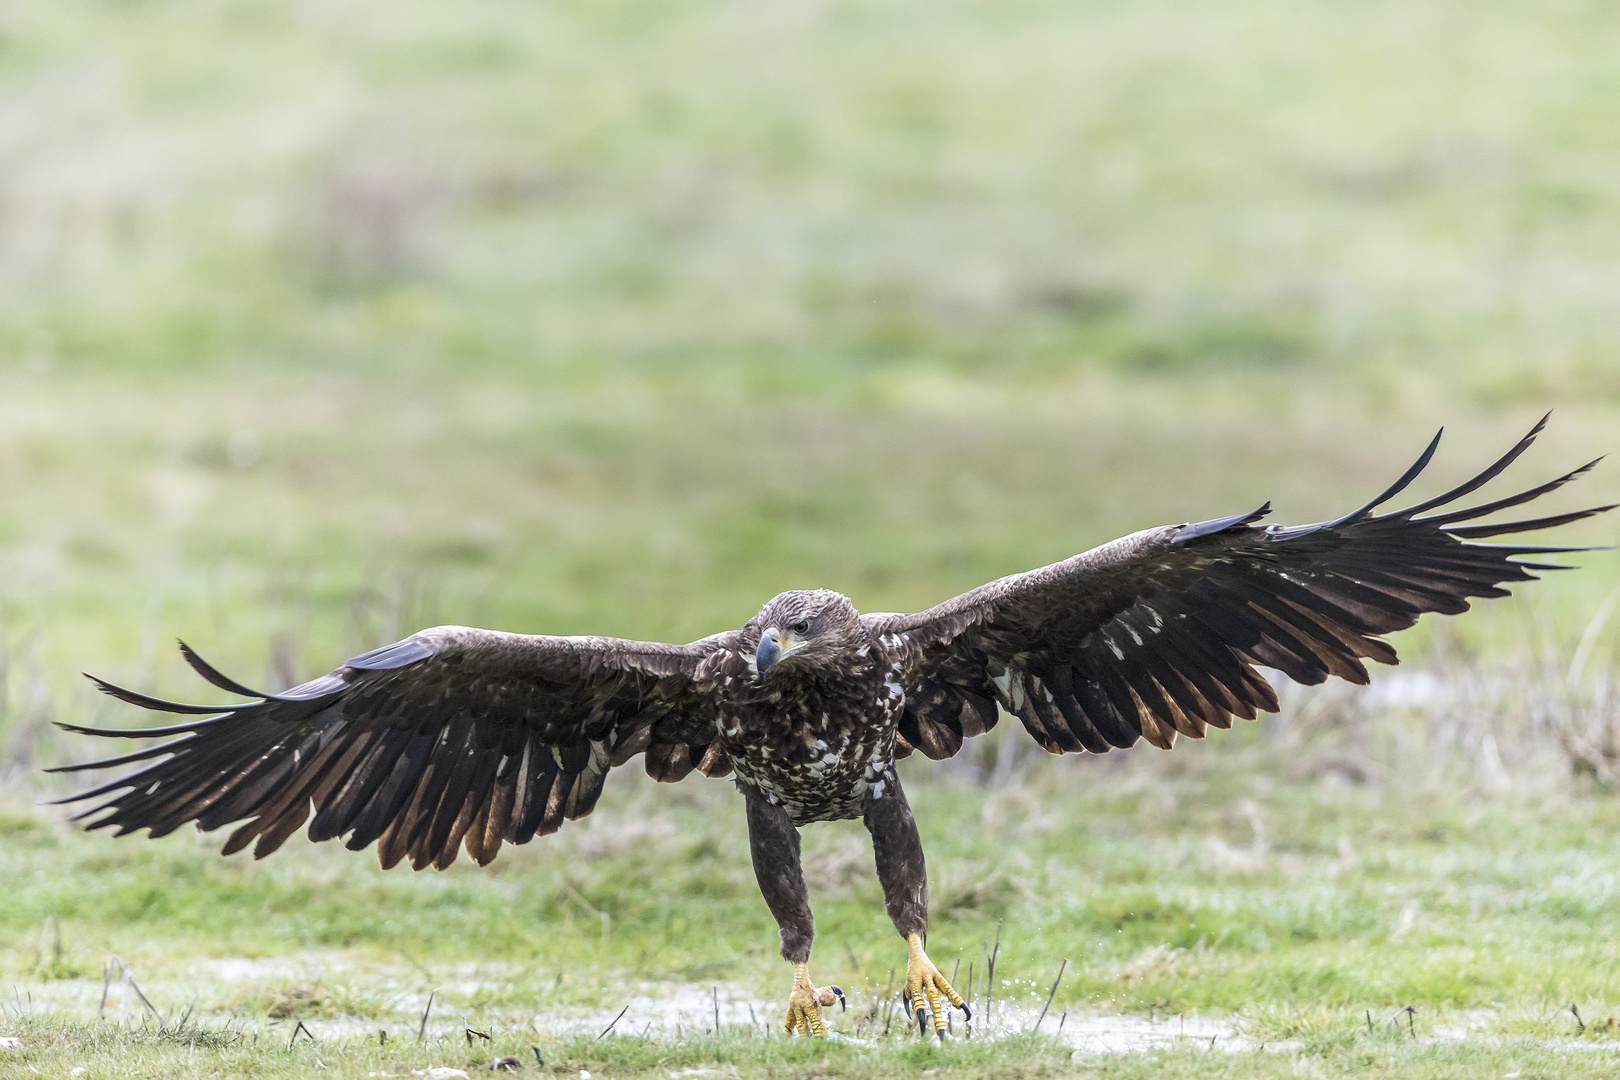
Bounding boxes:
7 1021 1620 1080
5 0 1620 1076
9 729 1620 1076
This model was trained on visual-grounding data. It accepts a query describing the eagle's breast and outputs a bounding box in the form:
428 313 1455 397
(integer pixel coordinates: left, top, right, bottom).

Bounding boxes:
716 640 907 824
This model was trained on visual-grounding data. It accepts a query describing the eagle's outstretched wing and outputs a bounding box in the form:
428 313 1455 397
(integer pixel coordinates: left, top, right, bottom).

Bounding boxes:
51 626 741 869
870 418 1612 760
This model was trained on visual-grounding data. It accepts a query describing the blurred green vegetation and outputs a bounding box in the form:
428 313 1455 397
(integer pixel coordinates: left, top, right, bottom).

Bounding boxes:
0 0 1616 763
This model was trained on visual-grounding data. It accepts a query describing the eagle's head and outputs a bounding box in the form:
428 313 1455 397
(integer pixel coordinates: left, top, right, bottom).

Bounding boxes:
750 589 862 677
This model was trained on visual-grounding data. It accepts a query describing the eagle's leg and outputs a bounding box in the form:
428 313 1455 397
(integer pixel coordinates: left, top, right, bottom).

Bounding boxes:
743 785 845 1036
863 771 968 1040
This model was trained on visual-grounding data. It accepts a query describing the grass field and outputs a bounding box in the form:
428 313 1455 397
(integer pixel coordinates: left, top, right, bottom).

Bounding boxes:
5 0 1620 1076
11 698 1620 1078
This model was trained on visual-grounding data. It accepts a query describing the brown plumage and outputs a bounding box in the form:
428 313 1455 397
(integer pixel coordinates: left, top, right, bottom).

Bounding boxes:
53 418 1610 1036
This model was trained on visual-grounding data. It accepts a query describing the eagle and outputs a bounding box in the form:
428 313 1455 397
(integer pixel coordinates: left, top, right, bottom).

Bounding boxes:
54 419 1610 1039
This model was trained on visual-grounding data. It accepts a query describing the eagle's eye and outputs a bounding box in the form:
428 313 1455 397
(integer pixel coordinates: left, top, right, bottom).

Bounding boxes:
791 620 810 635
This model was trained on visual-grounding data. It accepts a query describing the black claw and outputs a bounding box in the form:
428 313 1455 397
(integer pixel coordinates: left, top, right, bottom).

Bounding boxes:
960 1002 972 1021
830 986 846 1012
916 1007 927 1036
937 1029 946 1044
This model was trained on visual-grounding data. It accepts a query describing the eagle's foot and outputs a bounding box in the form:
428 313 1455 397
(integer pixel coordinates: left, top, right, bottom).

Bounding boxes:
783 961 845 1036
905 932 969 1041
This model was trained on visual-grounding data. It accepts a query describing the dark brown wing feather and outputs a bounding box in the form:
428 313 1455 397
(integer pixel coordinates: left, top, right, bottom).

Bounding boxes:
51 626 740 869
874 417 1612 758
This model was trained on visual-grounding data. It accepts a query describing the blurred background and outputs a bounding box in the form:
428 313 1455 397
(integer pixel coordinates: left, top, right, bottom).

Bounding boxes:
3 0 1620 778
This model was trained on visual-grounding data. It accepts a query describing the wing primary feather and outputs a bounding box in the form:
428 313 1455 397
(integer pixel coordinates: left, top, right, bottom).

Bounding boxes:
1270 593 1388 666
194 731 323 831
177 641 276 699
55 753 203 817
1163 624 1267 720
54 712 245 739
1389 414 1549 517
220 816 267 857
75 722 286 825
108 730 294 835
235 729 357 856
1416 461 1602 525
83 675 242 715
375 803 415 870
1226 574 1376 658
1444 507 1616 538
1245 570 1393 637
1114 650 1201 737
1273 568 1424 625
1325 428 1445 526
46 739 193 780
1449 541 1602 554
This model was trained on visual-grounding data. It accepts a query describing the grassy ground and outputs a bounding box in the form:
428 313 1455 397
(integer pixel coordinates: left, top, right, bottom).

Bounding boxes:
5 0 1620 1076
10 708 1620 1077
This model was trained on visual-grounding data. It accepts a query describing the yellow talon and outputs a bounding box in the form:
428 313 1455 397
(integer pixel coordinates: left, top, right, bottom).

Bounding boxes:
783 961 845 1037
904 932 968 1040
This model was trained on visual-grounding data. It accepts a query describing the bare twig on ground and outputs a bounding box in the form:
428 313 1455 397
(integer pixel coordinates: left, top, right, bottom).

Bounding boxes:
417 991 435 1041
881 967 895 1036
596 1004 629 1040
1032 959 1066 1033
986 921 1001 1030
